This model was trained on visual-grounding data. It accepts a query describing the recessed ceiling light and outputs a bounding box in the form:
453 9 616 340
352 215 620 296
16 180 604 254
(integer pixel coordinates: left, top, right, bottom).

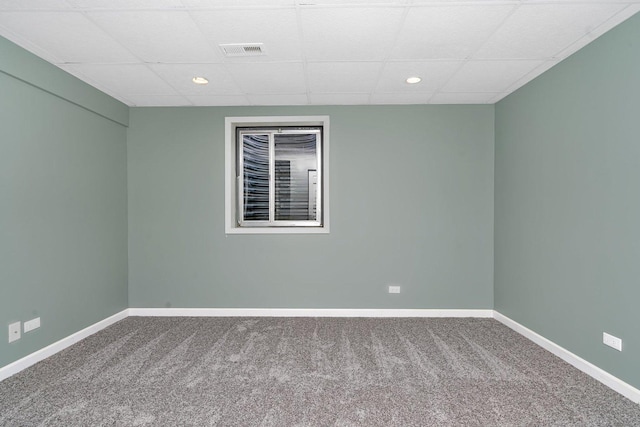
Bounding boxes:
406 77 422 84
192 76 209 85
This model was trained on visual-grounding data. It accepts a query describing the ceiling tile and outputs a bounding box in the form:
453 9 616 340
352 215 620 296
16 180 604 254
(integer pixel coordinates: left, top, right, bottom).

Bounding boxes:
499 60 559 94
148 64 243 95
300 7 405 61
307 62 382 93
2 0 636 106
520 0 640 3
309 93 371 105
409 0 513 3
474 3 629 60
54 64 129 104
183 0 295 7
553 4 640 60
67 0 186 10
189 8 302 62
0 1 72 11
370 92 430 104
442 60 544 93
126 95 193 107
390 5 516 60
376 61 462 93
300 0 404 5
187 95 251 106
225 62 306 93
87 11 218 63
60 64 180 95
429 92 499 104
247 94 309 106
0 12 139 63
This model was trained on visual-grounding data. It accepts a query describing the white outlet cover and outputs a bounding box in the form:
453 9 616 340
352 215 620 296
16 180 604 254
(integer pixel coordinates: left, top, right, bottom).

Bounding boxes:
24 317 41 333
8 322 21 343
388 285 401 294
603 332 622 351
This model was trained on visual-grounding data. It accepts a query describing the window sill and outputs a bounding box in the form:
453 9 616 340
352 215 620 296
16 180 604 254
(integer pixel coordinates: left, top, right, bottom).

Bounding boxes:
225 226 330 235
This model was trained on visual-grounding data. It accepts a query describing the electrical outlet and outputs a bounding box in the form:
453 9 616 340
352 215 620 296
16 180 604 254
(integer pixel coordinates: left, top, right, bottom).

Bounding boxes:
8 322 21 343
24 317 41 333
388 285 401 294
603 332 622 351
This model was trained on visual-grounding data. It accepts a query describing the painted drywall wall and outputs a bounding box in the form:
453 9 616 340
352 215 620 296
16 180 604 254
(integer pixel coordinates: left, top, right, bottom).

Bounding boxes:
0 38 129 368
495 13 640 389
128 105 494 309
0 37 128 127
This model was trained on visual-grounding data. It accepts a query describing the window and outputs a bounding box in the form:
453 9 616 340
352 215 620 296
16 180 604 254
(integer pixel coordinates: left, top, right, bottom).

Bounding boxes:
225 116 330 234
239 128 322 226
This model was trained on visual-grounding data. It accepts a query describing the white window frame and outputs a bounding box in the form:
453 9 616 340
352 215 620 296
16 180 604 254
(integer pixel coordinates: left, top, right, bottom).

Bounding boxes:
225 116 330 234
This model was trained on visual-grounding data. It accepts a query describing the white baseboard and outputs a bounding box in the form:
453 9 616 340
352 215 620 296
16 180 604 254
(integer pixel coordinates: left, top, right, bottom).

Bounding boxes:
128 308 494 318
0 309 129 382
493 311 640 404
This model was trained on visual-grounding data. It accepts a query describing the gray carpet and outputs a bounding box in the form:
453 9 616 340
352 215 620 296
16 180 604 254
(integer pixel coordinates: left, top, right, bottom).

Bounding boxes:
0 317 639 426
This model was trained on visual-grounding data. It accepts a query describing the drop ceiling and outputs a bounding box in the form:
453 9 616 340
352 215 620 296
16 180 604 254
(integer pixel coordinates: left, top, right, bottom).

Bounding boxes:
0 0 638 107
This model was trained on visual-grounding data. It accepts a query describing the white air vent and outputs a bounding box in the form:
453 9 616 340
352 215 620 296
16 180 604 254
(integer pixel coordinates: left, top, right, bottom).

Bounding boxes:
219 43 266 57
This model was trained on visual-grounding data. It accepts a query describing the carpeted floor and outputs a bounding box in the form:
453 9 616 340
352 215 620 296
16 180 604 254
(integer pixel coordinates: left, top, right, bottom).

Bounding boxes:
0 317 639 426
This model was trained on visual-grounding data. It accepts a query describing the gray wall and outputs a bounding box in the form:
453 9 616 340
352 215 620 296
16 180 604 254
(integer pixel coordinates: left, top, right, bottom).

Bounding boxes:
495 13 640 389
128 105 495 309
0 37 129 368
